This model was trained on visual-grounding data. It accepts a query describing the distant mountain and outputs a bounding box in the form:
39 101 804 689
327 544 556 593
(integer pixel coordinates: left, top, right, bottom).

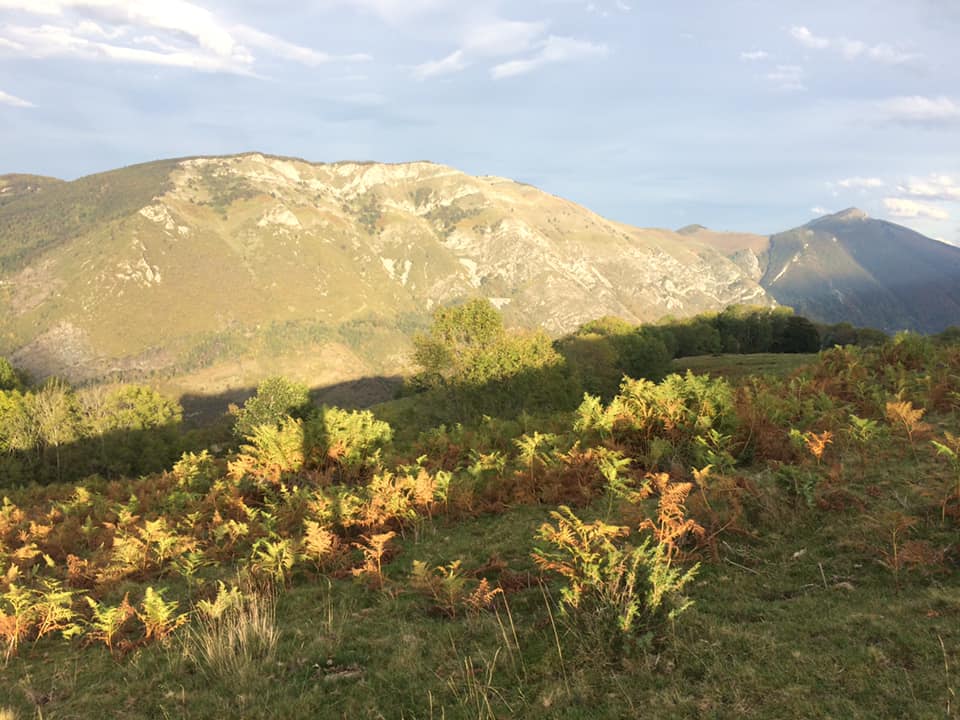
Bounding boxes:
0 154 770 396
691 208 960 334
0 174 64 207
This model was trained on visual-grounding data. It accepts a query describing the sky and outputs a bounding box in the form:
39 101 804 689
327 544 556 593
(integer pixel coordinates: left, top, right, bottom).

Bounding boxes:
1 0 959 243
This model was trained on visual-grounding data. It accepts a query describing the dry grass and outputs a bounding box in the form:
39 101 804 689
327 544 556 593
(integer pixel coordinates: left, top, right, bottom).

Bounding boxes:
183 586 279 683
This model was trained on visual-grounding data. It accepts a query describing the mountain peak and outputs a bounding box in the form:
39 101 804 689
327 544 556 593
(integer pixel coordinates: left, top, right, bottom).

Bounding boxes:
830 207 868 221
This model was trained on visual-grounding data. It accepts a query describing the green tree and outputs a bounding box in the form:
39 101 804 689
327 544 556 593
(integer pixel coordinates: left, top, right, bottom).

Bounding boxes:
76 385 184 477
0 358 20 392
412 298 507 387
32 380 78 482
776 315 821 353
233 377 311 437
412 299 575 417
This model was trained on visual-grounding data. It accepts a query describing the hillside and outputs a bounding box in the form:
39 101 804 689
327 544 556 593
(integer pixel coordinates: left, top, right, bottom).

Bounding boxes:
0 174 65 208
691 209 960 333
0 154 771 393
1 341 958 719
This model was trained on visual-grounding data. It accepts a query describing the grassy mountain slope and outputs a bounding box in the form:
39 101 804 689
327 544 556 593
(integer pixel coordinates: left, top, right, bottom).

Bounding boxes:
0 174 64 208
0 154 771 392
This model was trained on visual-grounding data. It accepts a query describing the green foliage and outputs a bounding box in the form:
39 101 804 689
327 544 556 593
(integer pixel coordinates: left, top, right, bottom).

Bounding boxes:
84 593 135 655
578 372 736 469
0 359 20 392
560 318 672 397
233 377 310 438
409 560 502 617
307 406 393 477
573 393 614 440
774 464 822 507
595 447 636 516
411 299 576 419
533 506 697 655
138 586 188 641
172 450 218 493
776 315 821 353
0 380 185 486
250 538 297 584
231 417 305 485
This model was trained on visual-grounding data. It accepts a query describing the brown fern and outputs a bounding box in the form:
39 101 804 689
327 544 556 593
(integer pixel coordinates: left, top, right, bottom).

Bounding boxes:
639 473 706 562
352 532 397 590
886 400 931 448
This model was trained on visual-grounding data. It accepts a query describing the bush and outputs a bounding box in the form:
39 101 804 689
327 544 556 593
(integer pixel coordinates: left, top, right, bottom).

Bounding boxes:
306 406 393 480
533 506 697 656
233 377 311 437
0 358 20 392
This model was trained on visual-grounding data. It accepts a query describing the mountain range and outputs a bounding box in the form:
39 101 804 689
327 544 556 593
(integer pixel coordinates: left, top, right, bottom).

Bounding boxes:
1 153 958 399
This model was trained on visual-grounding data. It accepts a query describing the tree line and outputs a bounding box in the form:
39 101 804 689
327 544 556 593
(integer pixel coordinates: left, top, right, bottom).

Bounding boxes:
0 300 925 485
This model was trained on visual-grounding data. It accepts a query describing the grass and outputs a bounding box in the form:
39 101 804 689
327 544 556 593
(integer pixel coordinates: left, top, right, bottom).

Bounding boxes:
0 497 956 719
672 353 818 380
1 345 959 718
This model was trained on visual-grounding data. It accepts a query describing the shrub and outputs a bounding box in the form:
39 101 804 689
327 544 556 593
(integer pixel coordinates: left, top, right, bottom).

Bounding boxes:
229 416 305 484
533 506 697 656
233 377 310 437
0 358 20 392
307 406 392 480
172 450 218 492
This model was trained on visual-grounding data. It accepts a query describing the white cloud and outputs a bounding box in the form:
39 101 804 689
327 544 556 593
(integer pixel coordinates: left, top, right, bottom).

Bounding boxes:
897 175 960 201
765 64 804 92
811 206 829 215
877 96 960 124
789 25 915 64
586 0 632 15
837 177 885 189
0 89 34 107
462 19 546 57
413 49 467 79
491 36 608 79
412 17 545 79
790 26 829 49
883 198 950 220
233 26 370 67
740 50 769 61
414 13 607 81
345 0 450 23
0 0 366 74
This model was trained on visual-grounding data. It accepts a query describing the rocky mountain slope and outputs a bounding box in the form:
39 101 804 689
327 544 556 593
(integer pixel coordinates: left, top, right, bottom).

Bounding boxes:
688 208 960 334
0 154 771 393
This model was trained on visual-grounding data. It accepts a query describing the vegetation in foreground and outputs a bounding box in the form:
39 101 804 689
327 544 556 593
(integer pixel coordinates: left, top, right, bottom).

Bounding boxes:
0 304 958 718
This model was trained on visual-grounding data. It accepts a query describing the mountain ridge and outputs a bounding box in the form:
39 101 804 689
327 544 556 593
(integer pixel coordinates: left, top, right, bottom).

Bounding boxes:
0 152 773 395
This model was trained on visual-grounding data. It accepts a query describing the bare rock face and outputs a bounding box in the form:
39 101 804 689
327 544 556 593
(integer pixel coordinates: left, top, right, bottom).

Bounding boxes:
0 153 775 384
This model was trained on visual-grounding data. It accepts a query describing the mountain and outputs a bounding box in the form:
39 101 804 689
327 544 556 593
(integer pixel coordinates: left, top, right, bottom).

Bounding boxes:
689 208 960 334
0 174 64 207
0 154 771 395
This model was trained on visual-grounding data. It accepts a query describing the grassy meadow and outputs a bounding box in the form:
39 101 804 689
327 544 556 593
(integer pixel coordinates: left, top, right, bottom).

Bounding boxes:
1 333 959 719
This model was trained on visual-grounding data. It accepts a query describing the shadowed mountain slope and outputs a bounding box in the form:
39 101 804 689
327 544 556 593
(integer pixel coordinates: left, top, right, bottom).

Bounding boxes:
690 208 960 333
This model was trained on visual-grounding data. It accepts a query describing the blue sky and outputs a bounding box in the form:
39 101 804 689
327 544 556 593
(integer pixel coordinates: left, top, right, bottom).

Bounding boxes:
1 0 959 243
